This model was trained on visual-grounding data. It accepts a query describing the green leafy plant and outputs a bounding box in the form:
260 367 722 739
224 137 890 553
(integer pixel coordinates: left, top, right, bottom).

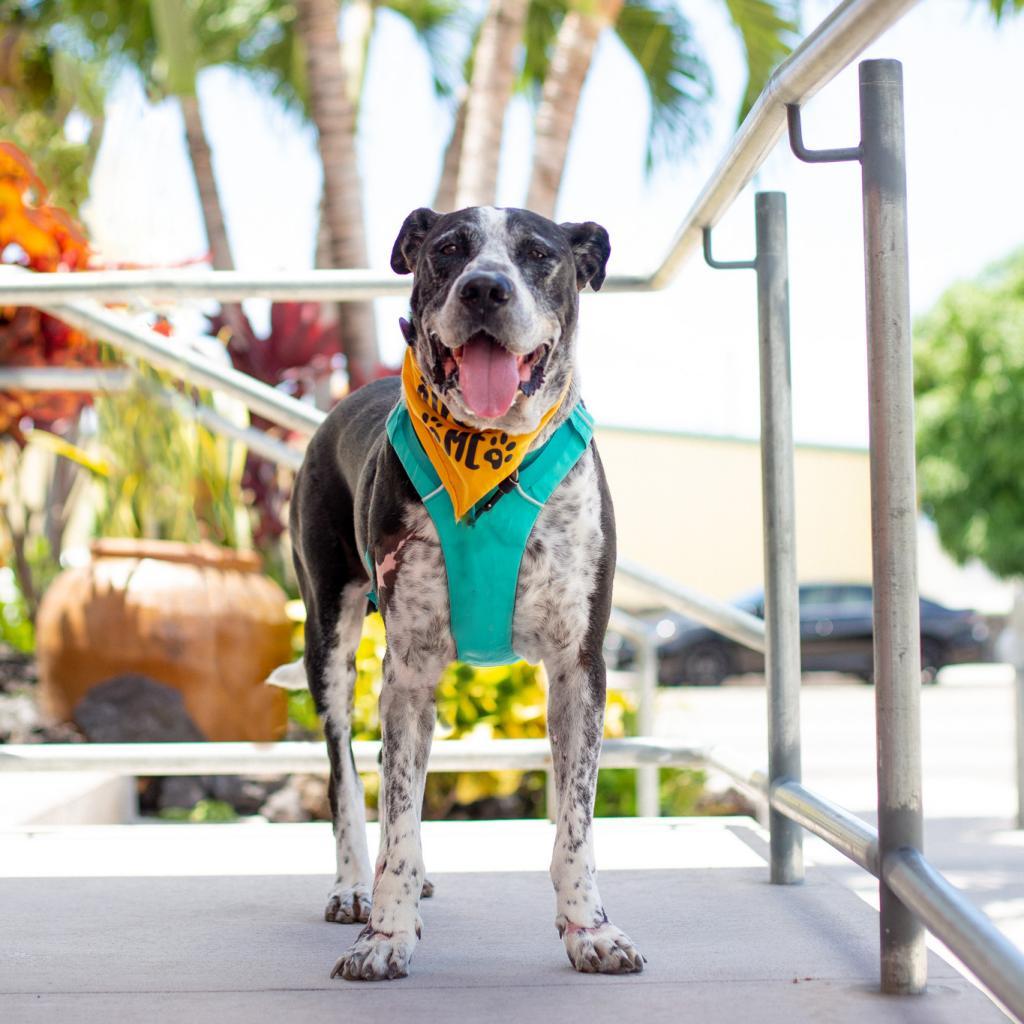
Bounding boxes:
88 364 252 549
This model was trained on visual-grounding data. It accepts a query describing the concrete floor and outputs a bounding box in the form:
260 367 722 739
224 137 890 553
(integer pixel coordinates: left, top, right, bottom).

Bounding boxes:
0 817 1007 1023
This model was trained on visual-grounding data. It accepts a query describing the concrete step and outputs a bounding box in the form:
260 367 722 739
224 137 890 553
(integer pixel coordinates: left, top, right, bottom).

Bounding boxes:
0 817 1005 1022
0 770 135 826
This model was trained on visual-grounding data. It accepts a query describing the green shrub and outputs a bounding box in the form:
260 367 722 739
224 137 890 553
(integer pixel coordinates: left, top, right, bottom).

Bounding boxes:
158 799 239 823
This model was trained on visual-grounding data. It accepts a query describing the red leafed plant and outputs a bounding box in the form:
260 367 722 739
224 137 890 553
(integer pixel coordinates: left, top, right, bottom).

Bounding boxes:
207 301 340 548
209 300 340 419
0 142 100 442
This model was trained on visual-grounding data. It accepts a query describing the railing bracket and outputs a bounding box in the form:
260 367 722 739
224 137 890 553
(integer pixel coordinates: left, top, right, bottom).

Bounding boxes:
702 228 756 271
787 104 862 164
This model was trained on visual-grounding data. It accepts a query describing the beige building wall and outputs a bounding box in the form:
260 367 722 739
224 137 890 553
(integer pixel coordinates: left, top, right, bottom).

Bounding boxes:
596 427 872 602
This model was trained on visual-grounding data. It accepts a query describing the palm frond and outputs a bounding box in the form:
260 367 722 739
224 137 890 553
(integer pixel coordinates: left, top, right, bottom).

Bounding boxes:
983 0 1024 21
383 0 469 98
614 0 713 172
519 0 565 97
721 0 799 123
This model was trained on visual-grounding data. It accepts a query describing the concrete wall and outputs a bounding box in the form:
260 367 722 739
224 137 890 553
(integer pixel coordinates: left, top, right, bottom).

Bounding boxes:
596 426 872 601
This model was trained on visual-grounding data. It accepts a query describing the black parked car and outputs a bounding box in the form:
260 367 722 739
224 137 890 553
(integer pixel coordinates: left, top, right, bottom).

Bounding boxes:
606 583 990 686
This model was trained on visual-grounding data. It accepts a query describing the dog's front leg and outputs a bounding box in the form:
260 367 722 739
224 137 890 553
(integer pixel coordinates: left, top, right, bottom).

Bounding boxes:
547 654 645 973
331 652 436 981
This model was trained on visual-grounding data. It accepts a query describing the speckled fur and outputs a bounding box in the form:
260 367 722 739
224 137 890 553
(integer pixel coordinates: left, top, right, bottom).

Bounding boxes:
290 206 643 982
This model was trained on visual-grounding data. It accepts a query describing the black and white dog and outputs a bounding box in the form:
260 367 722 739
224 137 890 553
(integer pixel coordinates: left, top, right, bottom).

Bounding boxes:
286 205 643 980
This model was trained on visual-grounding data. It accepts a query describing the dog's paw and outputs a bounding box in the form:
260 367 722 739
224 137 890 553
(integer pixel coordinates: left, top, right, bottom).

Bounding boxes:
324 883 371 924
330 924 419 981
420 877 435 899
557 918 645 975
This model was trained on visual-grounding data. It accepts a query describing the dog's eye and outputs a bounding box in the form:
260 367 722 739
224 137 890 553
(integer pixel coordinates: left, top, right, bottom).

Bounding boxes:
438 242 459 256
529 248 549 261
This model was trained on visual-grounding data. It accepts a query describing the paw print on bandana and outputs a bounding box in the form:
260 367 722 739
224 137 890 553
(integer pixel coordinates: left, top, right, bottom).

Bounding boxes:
484 432 516 469
421 411 444 443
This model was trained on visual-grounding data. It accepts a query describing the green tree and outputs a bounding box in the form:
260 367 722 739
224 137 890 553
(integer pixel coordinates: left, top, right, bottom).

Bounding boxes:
915 249 1024 577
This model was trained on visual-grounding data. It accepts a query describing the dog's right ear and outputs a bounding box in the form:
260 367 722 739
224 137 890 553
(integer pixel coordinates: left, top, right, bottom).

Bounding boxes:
390 208 441 275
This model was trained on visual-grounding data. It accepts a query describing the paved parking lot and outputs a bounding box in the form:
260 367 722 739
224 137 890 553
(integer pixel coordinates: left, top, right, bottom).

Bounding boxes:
651 664 1024 955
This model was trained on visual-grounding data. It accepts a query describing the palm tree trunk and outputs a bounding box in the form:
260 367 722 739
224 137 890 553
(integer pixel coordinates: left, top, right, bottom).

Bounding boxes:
454 0 529 209
179 91 248 338
434 92 467 212
525 0 623 219
295 0 379 387
340 0 375 110
180 92 233 271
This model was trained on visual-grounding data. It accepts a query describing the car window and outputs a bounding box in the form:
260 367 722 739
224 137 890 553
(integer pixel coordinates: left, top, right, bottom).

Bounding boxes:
798 585 834 608
800 584 872 609
831 586 872 607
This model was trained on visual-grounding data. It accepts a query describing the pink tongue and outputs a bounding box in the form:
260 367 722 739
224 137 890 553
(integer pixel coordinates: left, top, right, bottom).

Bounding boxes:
459 335 519 418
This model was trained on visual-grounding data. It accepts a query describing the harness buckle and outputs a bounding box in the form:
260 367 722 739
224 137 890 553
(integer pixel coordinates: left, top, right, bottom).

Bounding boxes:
470 470 519 522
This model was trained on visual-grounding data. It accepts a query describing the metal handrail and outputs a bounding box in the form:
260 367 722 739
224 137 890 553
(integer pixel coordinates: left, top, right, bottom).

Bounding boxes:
0 737 704 775
46 300 325 437
0 0 917 309
616 557 766 652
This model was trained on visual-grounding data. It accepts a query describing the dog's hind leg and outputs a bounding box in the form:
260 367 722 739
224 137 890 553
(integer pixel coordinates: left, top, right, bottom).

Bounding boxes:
304 579 375 924
546 653 645 974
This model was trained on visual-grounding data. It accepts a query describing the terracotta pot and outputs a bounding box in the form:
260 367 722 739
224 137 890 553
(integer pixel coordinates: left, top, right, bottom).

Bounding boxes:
36 539 291 741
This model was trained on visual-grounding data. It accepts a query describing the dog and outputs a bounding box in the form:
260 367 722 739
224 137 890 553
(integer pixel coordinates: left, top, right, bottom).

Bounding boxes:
285 205 643 980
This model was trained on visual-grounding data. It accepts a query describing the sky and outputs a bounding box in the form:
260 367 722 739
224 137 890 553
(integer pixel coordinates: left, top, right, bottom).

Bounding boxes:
80 0 1024 450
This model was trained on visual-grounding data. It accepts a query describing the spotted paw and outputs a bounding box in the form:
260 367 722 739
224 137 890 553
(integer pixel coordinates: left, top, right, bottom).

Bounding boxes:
557 918 645 974
330 925 418 981
324 883 371 924
420 877 435 899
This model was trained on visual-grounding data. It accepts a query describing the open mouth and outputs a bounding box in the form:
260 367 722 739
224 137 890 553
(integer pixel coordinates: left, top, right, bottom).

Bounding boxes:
433 330 550 418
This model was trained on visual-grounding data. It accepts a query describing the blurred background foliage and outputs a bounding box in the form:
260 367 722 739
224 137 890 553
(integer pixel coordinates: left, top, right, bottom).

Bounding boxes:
915 248 1024 580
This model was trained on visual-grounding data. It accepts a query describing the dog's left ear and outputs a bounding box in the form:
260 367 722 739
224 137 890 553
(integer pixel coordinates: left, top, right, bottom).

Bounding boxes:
560 221 611 291
390 208 441 275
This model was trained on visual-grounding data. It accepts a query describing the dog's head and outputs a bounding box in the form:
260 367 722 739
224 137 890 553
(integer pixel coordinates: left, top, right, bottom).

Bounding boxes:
390 206 610 434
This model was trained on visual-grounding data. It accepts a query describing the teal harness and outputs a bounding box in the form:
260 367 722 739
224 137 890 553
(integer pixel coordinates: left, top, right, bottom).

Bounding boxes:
365 400 594 666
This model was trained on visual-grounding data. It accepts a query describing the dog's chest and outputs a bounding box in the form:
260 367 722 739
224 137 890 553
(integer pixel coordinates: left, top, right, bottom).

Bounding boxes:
382 447 604 667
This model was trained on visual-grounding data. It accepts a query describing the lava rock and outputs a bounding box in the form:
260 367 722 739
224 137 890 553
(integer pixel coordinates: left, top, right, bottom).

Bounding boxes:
157 776 209 812
72 674 206 743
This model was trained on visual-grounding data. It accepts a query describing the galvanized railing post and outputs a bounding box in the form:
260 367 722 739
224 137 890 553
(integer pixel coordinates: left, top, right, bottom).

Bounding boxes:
607 609 660 818
755 191 804 885
702 191 804 885
859 58 927 995
635 628 660 818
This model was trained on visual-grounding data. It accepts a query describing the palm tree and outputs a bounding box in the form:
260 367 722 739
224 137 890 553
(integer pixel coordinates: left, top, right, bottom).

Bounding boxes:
244 0 462 378
149 0 236 274
433 91 467 211
525 0 624 217
454 0 530 208
46 0 277 276
526 0 798 218
293 0 378 386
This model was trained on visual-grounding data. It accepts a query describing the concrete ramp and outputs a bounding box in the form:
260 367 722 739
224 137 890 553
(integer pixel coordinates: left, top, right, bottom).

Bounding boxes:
0 818 1005 1023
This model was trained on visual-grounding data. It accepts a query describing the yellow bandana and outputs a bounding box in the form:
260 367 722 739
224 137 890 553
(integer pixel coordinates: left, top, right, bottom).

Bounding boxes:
401 349 566 520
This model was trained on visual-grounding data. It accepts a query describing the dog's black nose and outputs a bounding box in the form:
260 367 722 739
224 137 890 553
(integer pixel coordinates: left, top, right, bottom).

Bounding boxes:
459 272 512 312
